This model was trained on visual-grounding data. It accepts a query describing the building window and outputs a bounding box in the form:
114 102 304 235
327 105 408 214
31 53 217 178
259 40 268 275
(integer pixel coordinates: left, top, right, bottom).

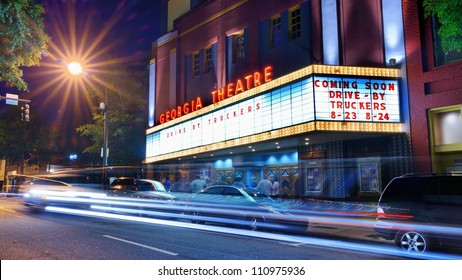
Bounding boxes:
290 7 301 40
193 52 200 77
271 15 283 48
432 16 462 66
204 47 213 73
232 32 245 63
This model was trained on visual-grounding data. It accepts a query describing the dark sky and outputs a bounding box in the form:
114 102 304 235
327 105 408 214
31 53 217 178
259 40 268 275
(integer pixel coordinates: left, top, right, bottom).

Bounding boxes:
3 0 164 153
40 0 163 67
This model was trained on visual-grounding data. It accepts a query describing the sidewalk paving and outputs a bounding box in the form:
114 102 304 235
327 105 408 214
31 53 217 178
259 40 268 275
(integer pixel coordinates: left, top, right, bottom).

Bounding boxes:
275 197 378 214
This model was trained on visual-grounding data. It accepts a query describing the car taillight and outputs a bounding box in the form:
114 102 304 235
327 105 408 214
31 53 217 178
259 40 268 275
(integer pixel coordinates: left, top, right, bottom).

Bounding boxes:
377 205 384 216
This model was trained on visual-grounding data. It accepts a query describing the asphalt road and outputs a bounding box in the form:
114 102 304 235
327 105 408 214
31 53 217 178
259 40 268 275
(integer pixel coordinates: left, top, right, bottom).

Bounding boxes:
0 196 411 260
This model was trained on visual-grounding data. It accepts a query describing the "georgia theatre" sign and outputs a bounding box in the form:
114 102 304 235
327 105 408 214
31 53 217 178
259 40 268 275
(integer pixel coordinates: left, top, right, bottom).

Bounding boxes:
159 66 273 124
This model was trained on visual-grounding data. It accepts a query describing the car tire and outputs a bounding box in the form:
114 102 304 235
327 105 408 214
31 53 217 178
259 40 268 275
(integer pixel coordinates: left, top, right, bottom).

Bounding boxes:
395 231 429 254
247 215 265 231
190 212 204 224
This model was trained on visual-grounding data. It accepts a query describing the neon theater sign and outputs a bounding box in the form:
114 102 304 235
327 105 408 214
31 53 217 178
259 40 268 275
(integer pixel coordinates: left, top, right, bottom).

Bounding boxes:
159 66 273 124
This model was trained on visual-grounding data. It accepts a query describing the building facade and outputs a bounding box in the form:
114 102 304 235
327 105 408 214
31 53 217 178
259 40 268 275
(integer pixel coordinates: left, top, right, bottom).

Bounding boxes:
402 0 462 174
145 0 415 200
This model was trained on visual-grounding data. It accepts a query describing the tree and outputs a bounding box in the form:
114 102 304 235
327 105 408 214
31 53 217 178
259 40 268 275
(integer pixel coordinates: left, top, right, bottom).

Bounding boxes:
0 105 59 165
423 0 462 52
0 0 49 91
76 64 147 165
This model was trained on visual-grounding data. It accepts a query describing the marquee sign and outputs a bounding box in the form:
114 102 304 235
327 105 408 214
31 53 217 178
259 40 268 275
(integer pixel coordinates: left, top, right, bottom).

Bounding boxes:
313 76 400 122
146 74 401 159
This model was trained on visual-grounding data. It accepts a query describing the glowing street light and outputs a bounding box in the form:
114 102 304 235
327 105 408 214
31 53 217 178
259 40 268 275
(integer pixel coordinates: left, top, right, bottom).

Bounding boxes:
67 61 83 76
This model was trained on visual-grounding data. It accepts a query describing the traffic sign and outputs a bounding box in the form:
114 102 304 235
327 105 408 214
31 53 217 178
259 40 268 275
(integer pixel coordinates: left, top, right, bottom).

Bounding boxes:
5 93 18 105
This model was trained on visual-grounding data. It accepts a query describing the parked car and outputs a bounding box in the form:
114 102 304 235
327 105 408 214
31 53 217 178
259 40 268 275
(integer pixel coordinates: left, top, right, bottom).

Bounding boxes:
180 185 308 232
374 173 462 254
107 177 174 200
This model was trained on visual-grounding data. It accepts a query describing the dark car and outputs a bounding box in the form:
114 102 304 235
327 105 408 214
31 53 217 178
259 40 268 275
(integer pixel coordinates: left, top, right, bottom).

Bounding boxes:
374 173 462 254
179 185 308 232
108 177 174 200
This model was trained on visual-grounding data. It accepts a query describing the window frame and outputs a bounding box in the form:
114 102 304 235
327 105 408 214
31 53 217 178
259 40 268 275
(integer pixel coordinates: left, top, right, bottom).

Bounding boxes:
232 31 245 64
271 14 283 48
289 6 301 41
192 52 200 77
431 15 462 67
204 46 213 73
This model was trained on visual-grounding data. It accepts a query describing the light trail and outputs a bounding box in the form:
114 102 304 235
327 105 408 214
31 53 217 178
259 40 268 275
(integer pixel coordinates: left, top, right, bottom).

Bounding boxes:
44 205 461 260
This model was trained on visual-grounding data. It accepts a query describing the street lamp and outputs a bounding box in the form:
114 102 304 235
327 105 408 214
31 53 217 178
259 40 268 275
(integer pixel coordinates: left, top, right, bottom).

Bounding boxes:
67 61 83 75
99 86 108 168
65 61 109 182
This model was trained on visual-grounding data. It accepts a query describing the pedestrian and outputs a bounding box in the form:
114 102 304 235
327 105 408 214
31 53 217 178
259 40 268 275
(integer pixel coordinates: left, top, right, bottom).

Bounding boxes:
271 176 280 197
232 176 246 188
191 175 206 193
163 176 172 191
256 173 272 195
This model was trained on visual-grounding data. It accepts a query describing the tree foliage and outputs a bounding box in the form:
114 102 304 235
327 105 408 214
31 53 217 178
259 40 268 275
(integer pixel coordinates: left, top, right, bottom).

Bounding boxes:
0 105 58 164
0 0 49 91
423 0 462 52
76 64 147 165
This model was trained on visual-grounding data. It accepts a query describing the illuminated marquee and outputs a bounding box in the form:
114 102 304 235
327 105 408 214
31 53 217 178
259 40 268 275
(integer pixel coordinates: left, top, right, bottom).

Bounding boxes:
313 76 400 122
146 74 401 159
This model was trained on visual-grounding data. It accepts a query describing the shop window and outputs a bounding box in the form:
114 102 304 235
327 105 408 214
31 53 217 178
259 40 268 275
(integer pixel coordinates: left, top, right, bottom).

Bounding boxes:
204 47 213 73
232 32 245 63
303 162 323 196
357 158 381 193
289 6 301 41
192 52 200 77
432 16 462 66
271 15 283 48
431 108 462 145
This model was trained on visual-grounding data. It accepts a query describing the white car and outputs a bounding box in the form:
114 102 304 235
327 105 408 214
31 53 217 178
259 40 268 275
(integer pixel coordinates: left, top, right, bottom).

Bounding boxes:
21 174 106 210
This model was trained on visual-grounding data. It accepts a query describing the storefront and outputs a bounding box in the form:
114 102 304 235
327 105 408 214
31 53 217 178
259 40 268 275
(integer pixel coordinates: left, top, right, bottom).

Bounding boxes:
145 65 412 199
428 105 462 173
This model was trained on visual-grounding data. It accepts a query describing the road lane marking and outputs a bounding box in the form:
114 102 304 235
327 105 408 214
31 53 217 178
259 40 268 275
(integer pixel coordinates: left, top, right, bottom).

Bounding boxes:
278 242 306 247
102 235 179 256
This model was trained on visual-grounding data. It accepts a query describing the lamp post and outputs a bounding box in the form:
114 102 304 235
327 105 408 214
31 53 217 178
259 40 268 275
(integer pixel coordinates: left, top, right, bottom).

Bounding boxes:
66 60 109 184
100 86 108 168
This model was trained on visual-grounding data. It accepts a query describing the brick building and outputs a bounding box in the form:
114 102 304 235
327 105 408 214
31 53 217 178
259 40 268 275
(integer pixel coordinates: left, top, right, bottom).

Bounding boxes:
402 0 462 173
144 0 417 200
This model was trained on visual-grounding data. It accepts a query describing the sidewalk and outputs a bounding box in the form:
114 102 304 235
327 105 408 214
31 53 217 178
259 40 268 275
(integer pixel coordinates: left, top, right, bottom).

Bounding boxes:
275 197 378 215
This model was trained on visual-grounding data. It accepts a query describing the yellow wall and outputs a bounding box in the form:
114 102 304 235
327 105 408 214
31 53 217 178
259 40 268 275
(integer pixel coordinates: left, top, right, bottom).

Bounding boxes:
168 0 190 31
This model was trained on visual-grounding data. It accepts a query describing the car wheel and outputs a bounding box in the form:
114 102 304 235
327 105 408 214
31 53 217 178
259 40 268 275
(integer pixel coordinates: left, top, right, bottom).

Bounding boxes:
396 231 429 254
247 216 265 231
190 212 203 224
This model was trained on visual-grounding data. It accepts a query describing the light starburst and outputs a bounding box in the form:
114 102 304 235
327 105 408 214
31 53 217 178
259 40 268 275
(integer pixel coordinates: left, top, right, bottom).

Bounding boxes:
30 0 138 126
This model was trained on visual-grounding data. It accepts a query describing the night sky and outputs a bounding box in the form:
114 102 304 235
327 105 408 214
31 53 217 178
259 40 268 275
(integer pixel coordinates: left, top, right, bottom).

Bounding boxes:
4 0 163 153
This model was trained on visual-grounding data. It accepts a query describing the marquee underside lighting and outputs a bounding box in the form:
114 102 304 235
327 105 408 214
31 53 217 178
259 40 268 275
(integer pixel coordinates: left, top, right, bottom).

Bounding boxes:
144 121 403 163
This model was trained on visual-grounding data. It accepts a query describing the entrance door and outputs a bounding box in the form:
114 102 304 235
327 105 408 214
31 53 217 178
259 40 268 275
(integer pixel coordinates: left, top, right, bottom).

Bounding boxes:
264 165 299 197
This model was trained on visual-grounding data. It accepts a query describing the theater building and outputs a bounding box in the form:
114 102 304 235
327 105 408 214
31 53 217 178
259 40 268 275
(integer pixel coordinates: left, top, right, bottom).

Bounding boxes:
144 0 413 199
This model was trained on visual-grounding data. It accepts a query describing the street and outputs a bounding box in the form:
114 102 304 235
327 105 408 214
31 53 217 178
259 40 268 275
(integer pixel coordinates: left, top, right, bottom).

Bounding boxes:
0 197 425 260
